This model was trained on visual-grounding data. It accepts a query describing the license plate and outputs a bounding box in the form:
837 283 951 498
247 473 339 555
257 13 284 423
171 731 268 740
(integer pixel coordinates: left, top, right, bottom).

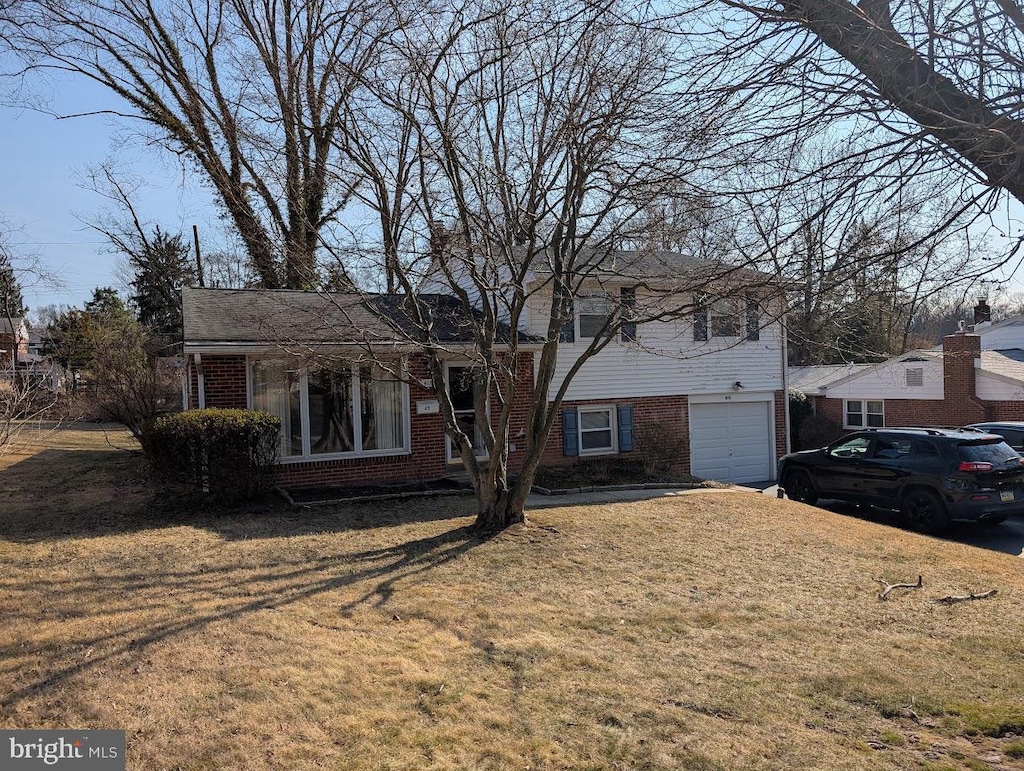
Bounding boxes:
1001 490 1015 502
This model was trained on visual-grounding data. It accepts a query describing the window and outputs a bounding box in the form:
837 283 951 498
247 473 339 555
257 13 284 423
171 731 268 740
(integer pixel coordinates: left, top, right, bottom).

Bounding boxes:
695 294 750 341
828 435 871 459
906 367 924 387
251 359 408 460
711 299 742 338
578 295 614 339
845 399 883 428
578 406 617 455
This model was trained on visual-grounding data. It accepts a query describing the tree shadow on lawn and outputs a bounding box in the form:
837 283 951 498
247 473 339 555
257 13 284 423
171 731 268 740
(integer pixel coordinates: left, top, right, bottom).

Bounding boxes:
0 521 488 711
0 448 478 543
815 498 1024 556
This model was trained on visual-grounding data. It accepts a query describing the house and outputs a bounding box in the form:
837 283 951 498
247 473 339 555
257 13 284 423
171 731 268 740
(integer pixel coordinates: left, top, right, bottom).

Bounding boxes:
791 306 1024 430
0 317 29 370
181 251 789 490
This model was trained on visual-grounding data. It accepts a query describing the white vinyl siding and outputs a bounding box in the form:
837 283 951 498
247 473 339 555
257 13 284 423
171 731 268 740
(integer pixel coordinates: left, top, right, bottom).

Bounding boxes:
823 356 944 401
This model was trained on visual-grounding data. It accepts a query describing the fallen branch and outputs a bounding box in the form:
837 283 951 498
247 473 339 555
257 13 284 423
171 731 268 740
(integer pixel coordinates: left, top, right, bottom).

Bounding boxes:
876 575 923 600
934 589 997 605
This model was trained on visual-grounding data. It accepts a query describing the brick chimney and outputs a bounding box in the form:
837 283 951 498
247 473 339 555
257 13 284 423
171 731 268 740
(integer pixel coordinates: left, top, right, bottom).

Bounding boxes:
942 333 987 424
974 299 991 325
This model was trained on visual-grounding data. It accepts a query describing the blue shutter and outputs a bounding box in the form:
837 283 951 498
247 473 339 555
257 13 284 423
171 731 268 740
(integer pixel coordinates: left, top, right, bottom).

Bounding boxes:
693 293 708 342
617 404 634 452
746 296 760 341
620 287 637 342
562 408 579 456
559 298 575 343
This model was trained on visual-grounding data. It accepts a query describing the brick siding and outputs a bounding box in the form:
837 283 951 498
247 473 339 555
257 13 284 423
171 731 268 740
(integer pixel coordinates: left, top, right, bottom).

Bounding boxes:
543 390 788 477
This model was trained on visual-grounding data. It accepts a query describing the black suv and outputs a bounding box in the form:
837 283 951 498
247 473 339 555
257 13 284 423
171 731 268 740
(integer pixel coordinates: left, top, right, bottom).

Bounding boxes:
778 427 1024 533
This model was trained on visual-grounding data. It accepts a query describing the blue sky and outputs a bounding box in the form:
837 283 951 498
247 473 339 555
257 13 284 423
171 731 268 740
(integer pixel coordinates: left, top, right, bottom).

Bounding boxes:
0 68 222 316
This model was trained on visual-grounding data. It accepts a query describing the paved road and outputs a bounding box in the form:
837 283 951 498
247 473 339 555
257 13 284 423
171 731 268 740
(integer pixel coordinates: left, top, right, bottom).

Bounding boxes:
763 485 1024 557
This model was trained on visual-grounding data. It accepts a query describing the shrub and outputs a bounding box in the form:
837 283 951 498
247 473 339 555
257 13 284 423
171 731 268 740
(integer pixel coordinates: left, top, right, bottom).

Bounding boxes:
636 421 687 477
788 389 814 448
797 413 846 450
146 408 280 501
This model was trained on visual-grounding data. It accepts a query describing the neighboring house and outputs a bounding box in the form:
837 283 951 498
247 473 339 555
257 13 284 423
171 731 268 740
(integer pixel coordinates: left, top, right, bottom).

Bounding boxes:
182 252 789 490
792 308 1024 429
0 317 29 370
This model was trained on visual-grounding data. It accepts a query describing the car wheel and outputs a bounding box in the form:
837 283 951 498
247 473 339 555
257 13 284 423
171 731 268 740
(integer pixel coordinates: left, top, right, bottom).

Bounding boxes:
784 469 818 505
901 489 949 534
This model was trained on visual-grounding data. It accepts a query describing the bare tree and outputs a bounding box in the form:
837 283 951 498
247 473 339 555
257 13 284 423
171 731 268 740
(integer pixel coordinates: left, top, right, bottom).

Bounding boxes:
331 0 785 531
1 0 393 288
685 0 1024 232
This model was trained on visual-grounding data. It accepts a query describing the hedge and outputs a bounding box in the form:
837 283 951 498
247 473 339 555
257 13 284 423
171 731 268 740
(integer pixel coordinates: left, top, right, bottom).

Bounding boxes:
146 408 280 501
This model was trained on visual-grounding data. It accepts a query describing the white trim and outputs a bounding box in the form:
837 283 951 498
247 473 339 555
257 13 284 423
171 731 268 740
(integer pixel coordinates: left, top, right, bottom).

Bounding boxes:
844 398 884 429
577 404 618 456
689 390 775 404
444 361 489 463
195 353 206 409
247 355 412 463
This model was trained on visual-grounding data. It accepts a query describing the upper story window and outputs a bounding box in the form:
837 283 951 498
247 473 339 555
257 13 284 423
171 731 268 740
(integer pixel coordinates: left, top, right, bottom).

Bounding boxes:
695 293 761 342
906 367 924 387
711 298 742 338
251 358 408 461
578 295 614 339
558 288 638 344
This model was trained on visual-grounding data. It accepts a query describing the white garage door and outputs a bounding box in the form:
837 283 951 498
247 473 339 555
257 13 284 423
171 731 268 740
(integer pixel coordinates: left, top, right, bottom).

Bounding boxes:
689 400 773 484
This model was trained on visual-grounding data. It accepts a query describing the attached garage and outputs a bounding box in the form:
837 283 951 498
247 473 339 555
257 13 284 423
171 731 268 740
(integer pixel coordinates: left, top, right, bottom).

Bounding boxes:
689 397 775 484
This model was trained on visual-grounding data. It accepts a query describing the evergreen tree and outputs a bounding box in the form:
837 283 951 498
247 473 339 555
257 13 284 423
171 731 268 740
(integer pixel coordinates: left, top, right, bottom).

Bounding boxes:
128 228 196 349
0 251 27 319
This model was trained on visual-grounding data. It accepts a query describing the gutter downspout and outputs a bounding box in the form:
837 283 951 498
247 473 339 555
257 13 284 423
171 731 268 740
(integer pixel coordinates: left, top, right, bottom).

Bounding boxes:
195 353 206 409
781 309 792 458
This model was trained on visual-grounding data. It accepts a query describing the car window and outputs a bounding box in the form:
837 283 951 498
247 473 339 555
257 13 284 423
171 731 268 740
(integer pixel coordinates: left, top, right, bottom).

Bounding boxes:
829 436 871 459
910 439 941 459
872 438 909 460
991 428 1024 450
957 440 1020 465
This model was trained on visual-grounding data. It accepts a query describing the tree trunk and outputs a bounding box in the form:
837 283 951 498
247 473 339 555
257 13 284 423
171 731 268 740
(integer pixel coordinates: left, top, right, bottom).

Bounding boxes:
472 477 530 532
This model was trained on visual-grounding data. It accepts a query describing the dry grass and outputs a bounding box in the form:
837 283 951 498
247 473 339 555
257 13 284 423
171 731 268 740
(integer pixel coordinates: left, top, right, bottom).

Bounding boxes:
2 425 1024 770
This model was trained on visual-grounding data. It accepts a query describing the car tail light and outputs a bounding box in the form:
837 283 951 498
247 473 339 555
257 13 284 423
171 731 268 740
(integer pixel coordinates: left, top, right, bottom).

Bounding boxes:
958 461 994 472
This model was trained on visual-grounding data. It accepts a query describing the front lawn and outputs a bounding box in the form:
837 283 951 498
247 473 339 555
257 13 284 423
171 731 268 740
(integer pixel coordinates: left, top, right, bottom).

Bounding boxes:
2 425 1024 770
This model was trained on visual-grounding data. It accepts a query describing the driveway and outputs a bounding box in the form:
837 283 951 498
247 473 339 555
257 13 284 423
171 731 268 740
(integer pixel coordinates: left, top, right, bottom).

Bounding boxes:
764 485 1024 557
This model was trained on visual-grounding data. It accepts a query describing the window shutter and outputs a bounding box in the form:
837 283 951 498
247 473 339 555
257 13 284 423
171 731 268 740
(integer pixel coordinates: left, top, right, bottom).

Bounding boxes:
746 297 760 341
558 297 575 343
693 293 708 342
562 408 579 456
617 404 634 452
620 287 637 342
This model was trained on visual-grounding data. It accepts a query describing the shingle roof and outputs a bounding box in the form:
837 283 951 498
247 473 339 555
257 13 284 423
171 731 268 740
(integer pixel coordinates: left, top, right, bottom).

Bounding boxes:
980 349 1024 385
183 288 396 345
182 288 542 348
788 363 872 394
0 317 25 335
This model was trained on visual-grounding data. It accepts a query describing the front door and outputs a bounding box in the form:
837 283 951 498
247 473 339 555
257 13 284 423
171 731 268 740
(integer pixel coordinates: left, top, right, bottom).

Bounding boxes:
446 364 485 462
